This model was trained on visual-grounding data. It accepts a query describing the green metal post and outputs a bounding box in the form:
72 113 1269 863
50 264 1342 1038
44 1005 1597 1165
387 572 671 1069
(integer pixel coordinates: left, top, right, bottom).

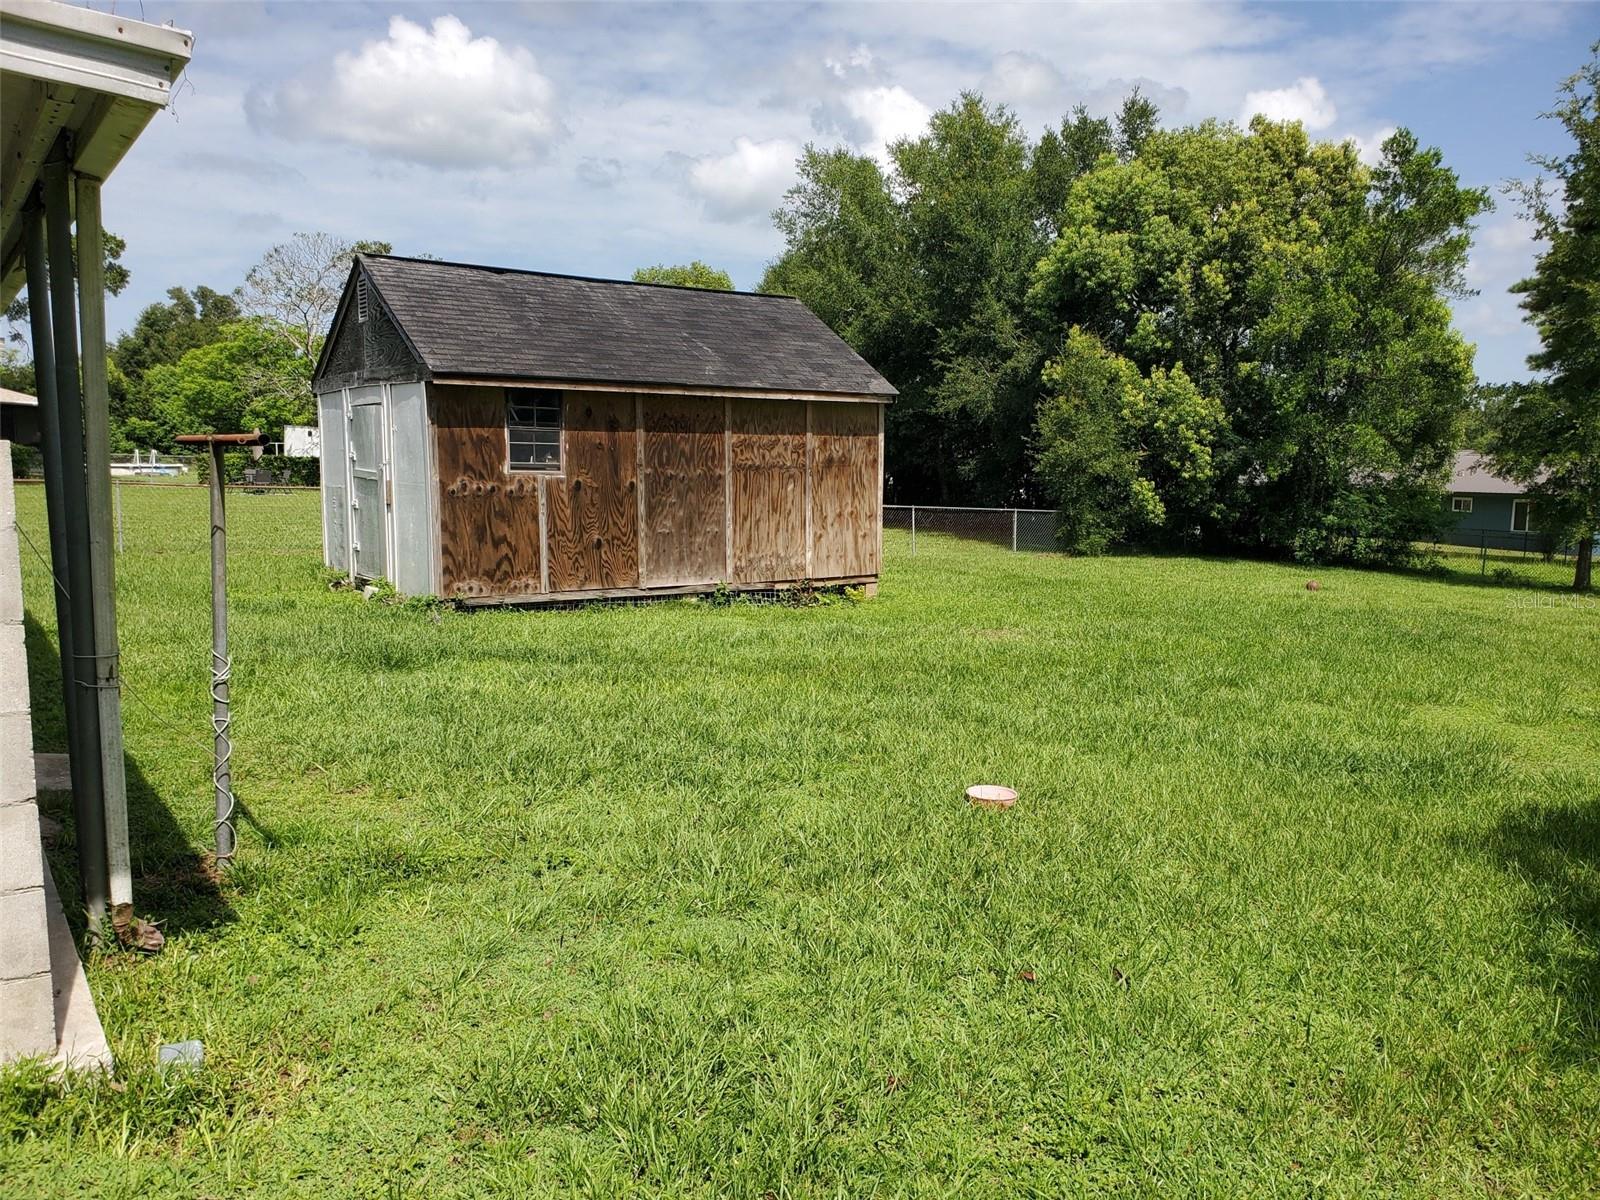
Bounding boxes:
43 149 108 933
74 174 133 929
21 200 80 799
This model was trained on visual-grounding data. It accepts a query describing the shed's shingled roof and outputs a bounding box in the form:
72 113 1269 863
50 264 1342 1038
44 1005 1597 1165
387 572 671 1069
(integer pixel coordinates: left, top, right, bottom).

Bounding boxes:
354 254 896 398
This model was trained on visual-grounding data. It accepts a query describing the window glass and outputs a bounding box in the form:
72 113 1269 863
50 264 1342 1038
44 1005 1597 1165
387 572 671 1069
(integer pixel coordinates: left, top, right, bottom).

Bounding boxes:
1511 499 1533 533
507 389 562 470
1452 496 1472 513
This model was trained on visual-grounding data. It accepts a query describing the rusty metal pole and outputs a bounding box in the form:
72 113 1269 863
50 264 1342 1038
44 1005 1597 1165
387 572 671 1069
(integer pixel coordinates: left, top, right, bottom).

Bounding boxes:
206 442 235 862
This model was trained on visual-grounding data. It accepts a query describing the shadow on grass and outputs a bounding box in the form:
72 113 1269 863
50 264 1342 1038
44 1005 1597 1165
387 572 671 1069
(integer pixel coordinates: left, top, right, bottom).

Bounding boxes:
1489 798 1600 1064
24 613 236 945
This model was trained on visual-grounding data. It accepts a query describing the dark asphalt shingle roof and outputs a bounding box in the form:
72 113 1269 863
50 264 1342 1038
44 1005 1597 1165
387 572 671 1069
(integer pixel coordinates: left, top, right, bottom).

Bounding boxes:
357 255 896 398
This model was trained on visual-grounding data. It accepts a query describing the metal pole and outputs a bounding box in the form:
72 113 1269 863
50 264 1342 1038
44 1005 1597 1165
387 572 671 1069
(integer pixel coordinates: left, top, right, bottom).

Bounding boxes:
74 175 133 929
1480 528 1487 576
1012 508 1019 553
910 506 917 554
21 199 80 798
208 443 236 862
43 149 108 934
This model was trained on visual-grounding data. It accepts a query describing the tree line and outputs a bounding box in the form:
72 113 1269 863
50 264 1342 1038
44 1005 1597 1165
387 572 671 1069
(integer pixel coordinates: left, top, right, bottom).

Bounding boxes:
760 48 1597 588
4 47 1593 588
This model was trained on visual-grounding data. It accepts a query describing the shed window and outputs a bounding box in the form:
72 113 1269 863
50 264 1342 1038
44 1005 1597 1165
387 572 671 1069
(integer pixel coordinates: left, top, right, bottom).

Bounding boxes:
1451 495 1472 513
507 389 562 470
1511 498 1534 533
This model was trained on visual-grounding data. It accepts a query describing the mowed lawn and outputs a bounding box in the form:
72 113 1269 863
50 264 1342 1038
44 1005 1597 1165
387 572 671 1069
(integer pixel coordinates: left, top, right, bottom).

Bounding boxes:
4 483 1598 1198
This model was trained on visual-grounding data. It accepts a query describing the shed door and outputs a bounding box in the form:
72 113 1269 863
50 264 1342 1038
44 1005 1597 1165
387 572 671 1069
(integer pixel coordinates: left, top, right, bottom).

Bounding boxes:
350 396 388 580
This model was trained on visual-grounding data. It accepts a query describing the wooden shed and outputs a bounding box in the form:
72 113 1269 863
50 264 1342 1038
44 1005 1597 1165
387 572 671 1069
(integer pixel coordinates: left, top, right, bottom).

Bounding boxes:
311 255 894 604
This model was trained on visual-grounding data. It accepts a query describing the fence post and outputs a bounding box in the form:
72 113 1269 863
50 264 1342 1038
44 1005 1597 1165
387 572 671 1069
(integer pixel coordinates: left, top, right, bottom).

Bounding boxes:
910 506 917 554
1481 528 1487 575
1012 508 1018 552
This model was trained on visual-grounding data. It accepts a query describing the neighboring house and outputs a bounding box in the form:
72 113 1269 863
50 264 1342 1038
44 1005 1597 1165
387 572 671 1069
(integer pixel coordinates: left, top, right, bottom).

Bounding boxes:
1443 450 1543 548
311 254 894 604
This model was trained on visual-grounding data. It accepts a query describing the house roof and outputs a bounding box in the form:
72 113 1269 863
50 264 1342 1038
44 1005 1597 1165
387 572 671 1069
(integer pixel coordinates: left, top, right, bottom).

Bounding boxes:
341 254 896 399
1449 450 1537 496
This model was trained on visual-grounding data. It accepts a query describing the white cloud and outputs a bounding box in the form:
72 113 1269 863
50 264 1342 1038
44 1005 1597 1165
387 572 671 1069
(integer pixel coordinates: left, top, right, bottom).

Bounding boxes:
841 85 932 161
982 51 1065 107
247 16 563 169
1240 76 1337 130
1454 210 1543 380
686 137 801 222
1343 125 1397 167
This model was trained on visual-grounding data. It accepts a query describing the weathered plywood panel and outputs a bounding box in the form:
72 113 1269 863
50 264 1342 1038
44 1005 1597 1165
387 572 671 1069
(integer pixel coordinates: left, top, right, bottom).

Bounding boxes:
731 399 806 582
642 395 727 587
545 391 639 592
433 385 543 599
809 401 881 579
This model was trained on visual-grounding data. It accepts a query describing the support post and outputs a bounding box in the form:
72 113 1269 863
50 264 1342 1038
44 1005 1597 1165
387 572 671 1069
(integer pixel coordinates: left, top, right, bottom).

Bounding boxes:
910 506 917 555
44 150 110 934
21 199 80 809
207 444 235 862
1012 508 1019 553
74 175 133 927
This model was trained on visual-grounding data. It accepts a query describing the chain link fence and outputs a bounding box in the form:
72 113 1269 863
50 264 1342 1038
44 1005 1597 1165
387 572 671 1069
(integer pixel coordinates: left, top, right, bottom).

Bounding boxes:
1422 528 1589 589
884 505 1061 554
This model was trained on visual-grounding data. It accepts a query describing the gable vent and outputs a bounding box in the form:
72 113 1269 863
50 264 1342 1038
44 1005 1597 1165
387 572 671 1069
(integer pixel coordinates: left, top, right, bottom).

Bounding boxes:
356 278 369 323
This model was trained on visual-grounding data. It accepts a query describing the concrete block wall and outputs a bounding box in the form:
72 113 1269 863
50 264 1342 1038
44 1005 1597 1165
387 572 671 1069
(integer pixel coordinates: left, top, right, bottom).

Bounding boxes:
0 440 57 1063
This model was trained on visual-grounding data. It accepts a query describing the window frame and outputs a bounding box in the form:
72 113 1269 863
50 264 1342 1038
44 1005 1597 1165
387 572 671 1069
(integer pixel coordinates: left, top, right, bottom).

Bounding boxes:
1510 498 1534 533
1451 495 1473 513
505 388 564 473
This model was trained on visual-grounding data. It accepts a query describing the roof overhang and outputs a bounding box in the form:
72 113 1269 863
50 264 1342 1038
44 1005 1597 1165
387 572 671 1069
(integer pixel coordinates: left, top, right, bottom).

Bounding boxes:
0 0 192 306
427 375 895 404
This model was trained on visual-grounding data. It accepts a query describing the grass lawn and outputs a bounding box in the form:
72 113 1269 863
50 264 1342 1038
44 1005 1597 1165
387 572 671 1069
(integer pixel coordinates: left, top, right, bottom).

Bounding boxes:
3 483 1598 1198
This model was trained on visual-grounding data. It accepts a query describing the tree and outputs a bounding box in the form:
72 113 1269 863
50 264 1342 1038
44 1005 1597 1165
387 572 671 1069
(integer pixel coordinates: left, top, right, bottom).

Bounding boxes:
5 230 130 342
237 232 391 361
632 261 733 290
141 319 313 442
1493 44 1600 591
1029 118 1487 563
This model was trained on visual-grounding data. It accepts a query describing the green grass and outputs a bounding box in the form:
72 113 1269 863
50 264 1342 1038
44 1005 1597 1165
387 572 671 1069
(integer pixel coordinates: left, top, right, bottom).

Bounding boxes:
4 483 1598 1198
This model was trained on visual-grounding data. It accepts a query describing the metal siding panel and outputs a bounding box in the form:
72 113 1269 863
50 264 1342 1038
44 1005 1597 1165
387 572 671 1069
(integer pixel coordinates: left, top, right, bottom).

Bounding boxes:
388 381 433 595
317 390 348 571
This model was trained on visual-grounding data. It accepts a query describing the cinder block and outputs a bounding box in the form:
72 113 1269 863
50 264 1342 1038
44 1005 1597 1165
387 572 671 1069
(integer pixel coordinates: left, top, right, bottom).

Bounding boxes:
0 973 56 1063
0 885 51 983
0 801 45 895
0 710 36 806
0 443 14 524
0 529 21 629
0 623 29 715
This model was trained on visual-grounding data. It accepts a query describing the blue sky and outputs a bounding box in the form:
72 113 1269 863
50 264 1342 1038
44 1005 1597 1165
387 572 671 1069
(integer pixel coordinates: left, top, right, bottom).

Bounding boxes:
90 1 1597 382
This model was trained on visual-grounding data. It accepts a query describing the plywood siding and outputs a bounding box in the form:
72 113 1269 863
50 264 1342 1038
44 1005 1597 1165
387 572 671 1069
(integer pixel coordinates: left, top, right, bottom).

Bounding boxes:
642 396 727 587
809 401 881 579
545 391 640 592
730 399 806 582
433 385 543 598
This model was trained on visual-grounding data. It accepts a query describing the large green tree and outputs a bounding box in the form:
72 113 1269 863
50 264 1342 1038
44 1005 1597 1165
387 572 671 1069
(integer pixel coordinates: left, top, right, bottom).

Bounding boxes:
632 261 733 290
1029 118 1487 563
1492 45 1600 591
109 285 242 449
141 319 313 442
766 94 1116 503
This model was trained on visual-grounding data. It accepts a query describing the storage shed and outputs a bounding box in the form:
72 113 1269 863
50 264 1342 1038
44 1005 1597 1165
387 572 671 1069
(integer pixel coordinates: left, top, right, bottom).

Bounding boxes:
311 255 894 603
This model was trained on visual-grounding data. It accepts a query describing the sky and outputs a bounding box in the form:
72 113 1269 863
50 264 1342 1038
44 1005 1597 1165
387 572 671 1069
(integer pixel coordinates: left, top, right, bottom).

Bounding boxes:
83 0 1597 383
